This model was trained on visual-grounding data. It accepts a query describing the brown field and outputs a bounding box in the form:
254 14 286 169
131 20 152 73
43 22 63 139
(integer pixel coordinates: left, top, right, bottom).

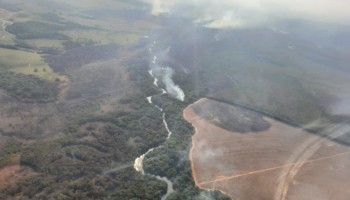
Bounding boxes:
184 98 350 200
0 155 35 188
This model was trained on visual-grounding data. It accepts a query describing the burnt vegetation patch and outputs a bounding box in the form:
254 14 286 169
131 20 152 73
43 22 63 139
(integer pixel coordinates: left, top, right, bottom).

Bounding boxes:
44 44 119 72
192 99 271 133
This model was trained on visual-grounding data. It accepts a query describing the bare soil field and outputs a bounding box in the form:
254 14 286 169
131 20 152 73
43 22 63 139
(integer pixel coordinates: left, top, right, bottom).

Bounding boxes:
0 155 36 188
184 98 350 200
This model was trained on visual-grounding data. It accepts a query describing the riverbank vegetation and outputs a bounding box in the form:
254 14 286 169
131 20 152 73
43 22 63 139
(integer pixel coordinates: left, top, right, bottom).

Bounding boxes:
0 1 172 198
0 53 171 199
136 51 230 199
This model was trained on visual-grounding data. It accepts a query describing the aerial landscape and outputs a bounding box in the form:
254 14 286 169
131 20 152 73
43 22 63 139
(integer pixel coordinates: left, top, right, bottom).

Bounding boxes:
0 0 349 199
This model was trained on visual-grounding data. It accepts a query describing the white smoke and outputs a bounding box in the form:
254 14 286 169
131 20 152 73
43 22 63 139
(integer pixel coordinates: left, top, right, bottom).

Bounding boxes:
143 0 350 29
145 0 172 15
162 67 185 101
149 43 185 101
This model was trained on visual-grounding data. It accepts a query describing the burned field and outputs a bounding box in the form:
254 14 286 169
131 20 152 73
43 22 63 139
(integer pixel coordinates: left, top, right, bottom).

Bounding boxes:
184 98 350 200
191 98 271 133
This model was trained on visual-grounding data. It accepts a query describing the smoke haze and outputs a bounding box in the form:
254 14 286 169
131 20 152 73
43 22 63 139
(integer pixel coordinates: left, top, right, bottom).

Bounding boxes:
143 0 350 29
161 67 185 101
149 44 185 101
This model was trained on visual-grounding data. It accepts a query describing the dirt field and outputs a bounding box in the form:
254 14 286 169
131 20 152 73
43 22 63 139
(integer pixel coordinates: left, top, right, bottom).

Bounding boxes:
0 155 35 188
184 98 350 200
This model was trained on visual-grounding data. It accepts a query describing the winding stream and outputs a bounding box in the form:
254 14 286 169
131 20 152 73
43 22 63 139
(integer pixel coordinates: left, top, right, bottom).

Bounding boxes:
134 44 185 200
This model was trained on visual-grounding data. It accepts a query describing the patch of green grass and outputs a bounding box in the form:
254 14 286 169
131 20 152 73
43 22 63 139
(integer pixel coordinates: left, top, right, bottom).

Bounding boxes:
61 30 140 45
12 13 158 47
0 48 65 81
21 39 64 50
6 21 68 40
10 66 66 81
0 48 46 68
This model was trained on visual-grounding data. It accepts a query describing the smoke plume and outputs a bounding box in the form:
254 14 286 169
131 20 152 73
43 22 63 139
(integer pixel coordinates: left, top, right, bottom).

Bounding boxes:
149 43 185 101
143 0 350 29
161 67 185 101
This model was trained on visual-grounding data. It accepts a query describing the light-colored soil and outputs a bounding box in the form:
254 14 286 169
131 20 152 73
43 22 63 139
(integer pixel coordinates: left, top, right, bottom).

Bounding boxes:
0 165 20 187
184 98 350 200
0 155 36 188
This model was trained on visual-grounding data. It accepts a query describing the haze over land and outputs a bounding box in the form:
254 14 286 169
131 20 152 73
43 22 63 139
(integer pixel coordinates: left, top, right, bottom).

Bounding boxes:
144 0 350 28
0 0 349 199
143 0 350 199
